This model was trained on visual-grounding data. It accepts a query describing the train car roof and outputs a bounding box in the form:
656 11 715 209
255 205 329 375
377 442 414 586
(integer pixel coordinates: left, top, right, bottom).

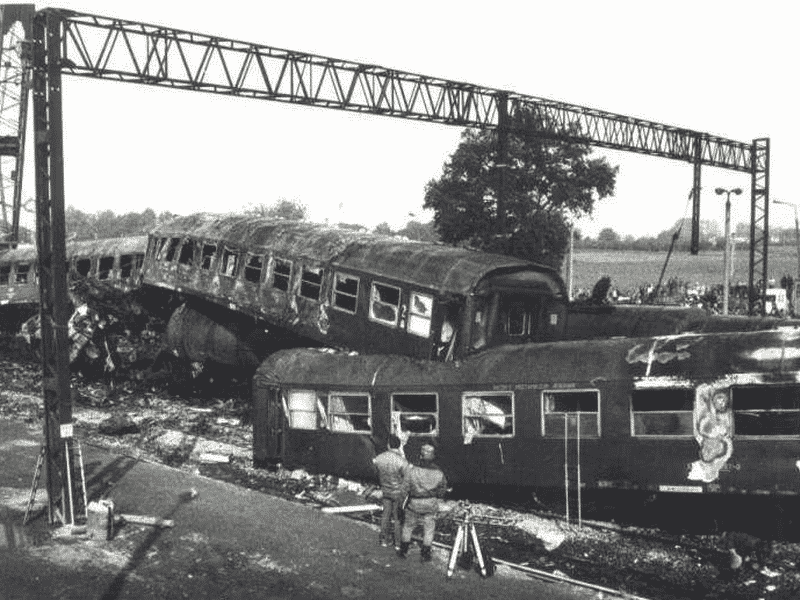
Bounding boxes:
0 236 147 264
154 213 565 298
564 304 800 339
255 326 800 389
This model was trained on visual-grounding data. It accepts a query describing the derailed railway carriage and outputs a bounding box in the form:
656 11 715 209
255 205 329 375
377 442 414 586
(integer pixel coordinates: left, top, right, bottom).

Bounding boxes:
253 328 800 526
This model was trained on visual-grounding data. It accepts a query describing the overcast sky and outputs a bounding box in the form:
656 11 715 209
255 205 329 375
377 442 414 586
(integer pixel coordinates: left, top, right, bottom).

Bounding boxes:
11 1 797 238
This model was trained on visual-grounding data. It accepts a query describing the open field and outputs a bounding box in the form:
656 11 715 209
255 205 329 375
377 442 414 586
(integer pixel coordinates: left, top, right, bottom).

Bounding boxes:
568 245 800 294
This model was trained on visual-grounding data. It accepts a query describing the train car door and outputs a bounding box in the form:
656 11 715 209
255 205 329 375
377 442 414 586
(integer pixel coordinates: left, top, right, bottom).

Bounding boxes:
252 380 285 467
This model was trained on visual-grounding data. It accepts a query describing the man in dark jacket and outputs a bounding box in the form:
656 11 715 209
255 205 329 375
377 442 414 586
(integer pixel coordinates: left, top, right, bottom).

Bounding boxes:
372 434 408 548
396 443 447 562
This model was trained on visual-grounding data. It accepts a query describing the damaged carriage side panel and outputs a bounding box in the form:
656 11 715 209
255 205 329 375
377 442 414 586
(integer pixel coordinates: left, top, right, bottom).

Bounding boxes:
253 328 800 498
0 236 147 329
143 214 568 361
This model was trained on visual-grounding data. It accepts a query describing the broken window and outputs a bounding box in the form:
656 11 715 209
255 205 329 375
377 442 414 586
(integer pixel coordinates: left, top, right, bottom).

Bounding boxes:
219 247 239 278
15 263 30 284
165 237 181 262
542 390 600 438
201 244 217 270
631 388 694 437
391 393 438 436
369 282 401 326
507 304 529 336
333 272 359 313
150 237 166 260
299 266 322 301
285 389 322 430
244 254 264 284
462 392 514 438
272 258 291 292
178 240 195 265
407 292 433 338
731 385 800 437
75 258 92 277
120 254 134 279
0 265 9 285
328 394 371 433
97 256 114 280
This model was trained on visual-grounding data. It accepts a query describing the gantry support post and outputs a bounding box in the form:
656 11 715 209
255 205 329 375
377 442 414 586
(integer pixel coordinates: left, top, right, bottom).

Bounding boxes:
690 136 702 255
749 138 770 316
32 9 74 525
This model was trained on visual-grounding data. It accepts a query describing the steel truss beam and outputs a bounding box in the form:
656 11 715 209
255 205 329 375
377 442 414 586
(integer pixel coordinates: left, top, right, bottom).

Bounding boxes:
51 9 753 173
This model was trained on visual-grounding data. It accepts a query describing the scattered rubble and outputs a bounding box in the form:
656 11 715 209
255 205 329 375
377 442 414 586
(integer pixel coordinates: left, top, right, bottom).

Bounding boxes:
2 341 800 600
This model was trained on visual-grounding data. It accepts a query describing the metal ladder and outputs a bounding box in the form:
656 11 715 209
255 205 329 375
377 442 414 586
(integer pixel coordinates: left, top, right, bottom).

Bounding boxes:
23 438 88 527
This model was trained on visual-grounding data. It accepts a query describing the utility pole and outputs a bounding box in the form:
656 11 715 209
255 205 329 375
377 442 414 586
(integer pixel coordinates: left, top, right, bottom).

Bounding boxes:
716 187 743 315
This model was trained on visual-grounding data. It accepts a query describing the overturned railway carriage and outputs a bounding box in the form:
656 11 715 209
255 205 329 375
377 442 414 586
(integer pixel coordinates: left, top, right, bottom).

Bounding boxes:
253 328 800 515
0 237 147 328
143 214 569 362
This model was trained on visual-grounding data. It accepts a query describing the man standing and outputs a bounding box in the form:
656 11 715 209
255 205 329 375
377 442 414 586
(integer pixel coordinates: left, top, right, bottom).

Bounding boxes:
372 434 408 548
397 443 447 563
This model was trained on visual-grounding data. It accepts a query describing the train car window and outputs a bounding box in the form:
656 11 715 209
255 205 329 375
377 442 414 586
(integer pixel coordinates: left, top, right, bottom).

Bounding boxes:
152 237 166 260
134 253 144 271
407 293 433 338
369 282 401 326
542 390 600 438
120 254 134 278
165 237 181 262
391 393 438 436
97 256 114 280
631 388 694 437
731 385 800 437
0 265 9 285
244 254 264 284
328 393 371 433
15 264 30 284
300 266 323 301
333 272 359 313
178 240 195 265
75 258 92 277
462 392 514 439
201 244 217 270
219 247 239 277
272 258 292 291
285 389 323 430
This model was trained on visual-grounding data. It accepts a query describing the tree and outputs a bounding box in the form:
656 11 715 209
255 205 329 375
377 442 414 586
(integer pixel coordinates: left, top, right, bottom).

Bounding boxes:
243 198 308 221
597 227 621 248
423 115 617 268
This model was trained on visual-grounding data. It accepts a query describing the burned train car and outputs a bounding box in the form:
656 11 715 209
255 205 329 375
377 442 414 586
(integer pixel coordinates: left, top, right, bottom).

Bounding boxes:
0 236 147 329
143 214 568 362
253 328 800 509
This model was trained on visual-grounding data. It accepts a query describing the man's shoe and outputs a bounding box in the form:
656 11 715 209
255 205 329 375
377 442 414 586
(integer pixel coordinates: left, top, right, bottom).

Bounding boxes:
396 542 410 558
421 545 432 562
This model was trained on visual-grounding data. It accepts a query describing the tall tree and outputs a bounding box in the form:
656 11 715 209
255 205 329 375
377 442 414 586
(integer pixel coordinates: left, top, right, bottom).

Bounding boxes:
423 116 617 268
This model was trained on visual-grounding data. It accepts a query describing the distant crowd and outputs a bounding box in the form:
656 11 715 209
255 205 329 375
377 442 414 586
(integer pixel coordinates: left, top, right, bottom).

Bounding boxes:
572 275 795 318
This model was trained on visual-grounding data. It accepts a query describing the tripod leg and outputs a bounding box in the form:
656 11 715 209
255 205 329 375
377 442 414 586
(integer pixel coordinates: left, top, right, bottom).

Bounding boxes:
446 524 466 578
469 524 487 577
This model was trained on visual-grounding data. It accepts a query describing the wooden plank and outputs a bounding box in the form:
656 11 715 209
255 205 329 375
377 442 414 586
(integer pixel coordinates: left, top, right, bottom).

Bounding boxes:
119 513 174 528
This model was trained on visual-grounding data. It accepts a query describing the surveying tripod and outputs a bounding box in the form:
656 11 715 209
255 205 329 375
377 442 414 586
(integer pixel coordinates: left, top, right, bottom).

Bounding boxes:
446 503 490 579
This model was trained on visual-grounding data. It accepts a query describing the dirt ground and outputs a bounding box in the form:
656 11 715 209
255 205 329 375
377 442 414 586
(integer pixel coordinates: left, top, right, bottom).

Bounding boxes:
2 345 800 600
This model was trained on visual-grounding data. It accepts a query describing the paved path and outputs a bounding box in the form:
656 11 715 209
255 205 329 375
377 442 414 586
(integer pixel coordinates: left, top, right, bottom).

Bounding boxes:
0 418 602 600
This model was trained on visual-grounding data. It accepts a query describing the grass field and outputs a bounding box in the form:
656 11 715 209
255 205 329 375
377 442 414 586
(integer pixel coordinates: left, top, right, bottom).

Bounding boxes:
567 245 800 295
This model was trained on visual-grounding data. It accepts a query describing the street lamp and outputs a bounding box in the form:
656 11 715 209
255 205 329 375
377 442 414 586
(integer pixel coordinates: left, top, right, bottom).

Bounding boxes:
715 187 743 315
773 199 800 315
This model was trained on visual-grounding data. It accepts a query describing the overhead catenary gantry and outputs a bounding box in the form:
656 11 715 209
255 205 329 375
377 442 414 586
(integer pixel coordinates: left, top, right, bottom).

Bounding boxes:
0 5 770 524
